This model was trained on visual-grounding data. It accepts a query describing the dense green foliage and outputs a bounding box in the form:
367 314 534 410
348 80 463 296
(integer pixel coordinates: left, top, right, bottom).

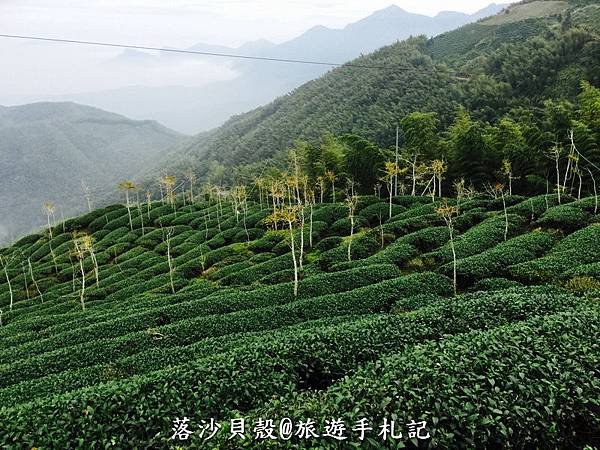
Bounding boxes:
0 188 598 447
1 3 599 447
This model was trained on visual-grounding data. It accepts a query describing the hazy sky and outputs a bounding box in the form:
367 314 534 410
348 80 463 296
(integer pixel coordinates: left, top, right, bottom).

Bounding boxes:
0 1 515 98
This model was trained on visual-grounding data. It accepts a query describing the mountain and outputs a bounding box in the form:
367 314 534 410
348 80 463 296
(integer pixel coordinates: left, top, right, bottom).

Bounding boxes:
5 3 507 134
156 0 598 181
0 102 184 243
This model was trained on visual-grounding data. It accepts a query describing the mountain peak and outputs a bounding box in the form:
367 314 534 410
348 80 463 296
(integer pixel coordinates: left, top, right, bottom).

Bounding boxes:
373 4 410 16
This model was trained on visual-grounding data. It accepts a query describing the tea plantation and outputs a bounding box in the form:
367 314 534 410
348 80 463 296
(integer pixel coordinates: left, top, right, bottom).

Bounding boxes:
0 194 598 448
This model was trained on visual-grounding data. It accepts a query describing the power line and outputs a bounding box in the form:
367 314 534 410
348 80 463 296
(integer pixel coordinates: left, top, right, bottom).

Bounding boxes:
0 33 438 72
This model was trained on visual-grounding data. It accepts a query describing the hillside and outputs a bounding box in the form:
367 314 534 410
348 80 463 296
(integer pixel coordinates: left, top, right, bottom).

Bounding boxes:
0 190 598 446
0 102 184 243
4 4 507 134
157 0 599 181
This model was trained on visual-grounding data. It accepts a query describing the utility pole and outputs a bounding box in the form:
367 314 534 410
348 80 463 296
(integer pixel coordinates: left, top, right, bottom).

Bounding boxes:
394 125 399 196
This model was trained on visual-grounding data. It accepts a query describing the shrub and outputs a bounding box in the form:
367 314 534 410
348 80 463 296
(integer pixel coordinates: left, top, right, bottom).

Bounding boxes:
311 204 348 225
12 234 43 249
565 276 600 294
87 207 128 232
569 196 600 214
258 268 296 284
0 287 584 447
316 232 380 270
428 214 524 264
510 224 600 283
470 277 523 292
382 214 443 235
391 195 431 207
506 194 574 220
534 205 590 232
330 217 367 236
442 231 558 285
0 265 403 382
332 241 417 271
314 236 343 252
563 262 600 280
358 202 405 225
225 251 293 284
248 231 286 252
233 228 264 243
257 304 597 449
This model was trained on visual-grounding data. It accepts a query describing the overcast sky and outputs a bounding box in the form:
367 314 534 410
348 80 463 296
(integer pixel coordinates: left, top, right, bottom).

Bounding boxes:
0 1 514 98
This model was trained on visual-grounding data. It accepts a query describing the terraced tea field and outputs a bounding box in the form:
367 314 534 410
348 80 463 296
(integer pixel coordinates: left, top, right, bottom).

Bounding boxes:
0 194 598 448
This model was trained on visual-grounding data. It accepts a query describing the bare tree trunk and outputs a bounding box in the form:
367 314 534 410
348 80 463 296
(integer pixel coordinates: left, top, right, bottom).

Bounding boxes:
420 176 433 197
243 200 250 243
69 254 76 292
28 258 43 302
347 213 354 262
0 256 13 311
555 153 562 205
90 250 99 288
394 126 399 196
21 261 30 300
49 239 58 275
166 228 175 294
411 155 417 196
563 156 571 196
501 189 508 241
450 227 457 297
147 195 152 220
79 258 86 311
388 179 393 219
331 181 336 203
299 209 305 270
588 168 598 214
138 205 145 236
46 213 53 240
379 214 384 248
309 203 314 248
288 220 299 297
125 191 133 232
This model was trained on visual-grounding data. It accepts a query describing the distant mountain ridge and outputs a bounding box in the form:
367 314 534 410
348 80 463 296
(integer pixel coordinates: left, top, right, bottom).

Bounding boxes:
0 3 507 134
153 0 597 182
0 102 184 243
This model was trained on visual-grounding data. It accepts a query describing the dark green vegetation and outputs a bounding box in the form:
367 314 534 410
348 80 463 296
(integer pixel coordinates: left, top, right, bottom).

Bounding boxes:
47 3 505 134
159 0 599 191
0 190 598 448
1 1 599 448
0 102 184 244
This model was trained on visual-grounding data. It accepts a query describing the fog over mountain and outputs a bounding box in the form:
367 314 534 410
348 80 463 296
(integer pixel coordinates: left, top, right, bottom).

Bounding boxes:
0 102 184 243
0 3 507 134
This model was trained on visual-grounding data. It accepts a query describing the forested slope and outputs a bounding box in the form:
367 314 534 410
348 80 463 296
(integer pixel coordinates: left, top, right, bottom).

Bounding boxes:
157 0 599 182
0 102 184 243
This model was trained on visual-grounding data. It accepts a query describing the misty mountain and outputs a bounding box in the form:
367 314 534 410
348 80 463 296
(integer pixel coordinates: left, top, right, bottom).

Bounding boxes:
0 102 184 243
31 3 507 134
156 0 598 179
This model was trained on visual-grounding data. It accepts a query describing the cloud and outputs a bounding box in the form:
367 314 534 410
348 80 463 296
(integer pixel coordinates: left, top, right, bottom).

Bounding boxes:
0 0 517 99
